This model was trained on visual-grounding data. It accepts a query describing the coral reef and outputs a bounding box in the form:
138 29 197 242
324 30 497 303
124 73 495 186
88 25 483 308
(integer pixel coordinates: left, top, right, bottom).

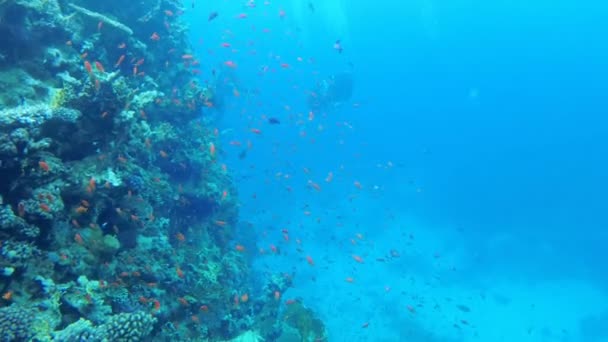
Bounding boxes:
0 0 326 340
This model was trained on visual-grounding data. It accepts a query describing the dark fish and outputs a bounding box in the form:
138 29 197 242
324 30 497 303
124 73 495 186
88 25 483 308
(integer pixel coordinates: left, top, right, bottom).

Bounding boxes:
308 2 315 12
267 117 280 125
208 11 218 21
334 40 343 54
456 304 471 312
238 149 247 160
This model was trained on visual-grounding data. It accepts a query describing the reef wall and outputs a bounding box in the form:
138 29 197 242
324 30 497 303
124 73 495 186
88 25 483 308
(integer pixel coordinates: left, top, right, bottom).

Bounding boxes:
0 0 293 340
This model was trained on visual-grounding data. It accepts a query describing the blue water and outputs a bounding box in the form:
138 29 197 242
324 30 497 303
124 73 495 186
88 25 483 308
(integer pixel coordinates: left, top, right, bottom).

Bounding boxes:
187 1 608 340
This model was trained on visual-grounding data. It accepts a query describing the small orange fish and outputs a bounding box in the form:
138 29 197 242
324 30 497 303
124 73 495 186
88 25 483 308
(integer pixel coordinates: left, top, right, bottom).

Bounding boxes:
235 244 245 252
115 54 125 68
274 291 281 301
159 150 168 158
240 293 249 302
200 305 209 312
84 60 93 73
345 277 355 283
94 61 105 73
164 10 174 16
214 220 227 227
97 21 103 31
352 255 364 263
153 299 161 311
74 233 84 244
176 232 185 242
39 203 50 212
250 128 262 134
2 291 13 301
182 54 194 60
176 266 184 278
87 178 96 193
74 206 88 214
306 255 314 266
209 142 216 157
117 42 126 49
38 161 50 172
150 32 160 41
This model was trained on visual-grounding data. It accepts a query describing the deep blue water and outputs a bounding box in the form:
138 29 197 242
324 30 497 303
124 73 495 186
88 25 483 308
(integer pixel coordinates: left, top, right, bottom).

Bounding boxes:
186 1 608 340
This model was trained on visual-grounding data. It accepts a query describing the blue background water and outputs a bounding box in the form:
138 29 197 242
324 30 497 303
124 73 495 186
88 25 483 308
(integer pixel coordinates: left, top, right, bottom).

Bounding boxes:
186 1 608 340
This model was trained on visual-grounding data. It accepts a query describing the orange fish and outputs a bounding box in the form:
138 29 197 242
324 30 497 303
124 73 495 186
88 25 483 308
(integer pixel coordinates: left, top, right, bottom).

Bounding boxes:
74 233 84 244
176 266 184 278
240 293 249 302
150 32 160 41
94 61 105 73
2 291 13 301
115 55 125 68
175 233 185 242
159 150 168 158
84 61 92 73
209 142 216 157
117 42 126 49
274 291 281 301
352 255 364 263
39 203 50 212
306 255 314 266
214 220 227 227
235 244 245 252
250 128 262 134
38 161 50 172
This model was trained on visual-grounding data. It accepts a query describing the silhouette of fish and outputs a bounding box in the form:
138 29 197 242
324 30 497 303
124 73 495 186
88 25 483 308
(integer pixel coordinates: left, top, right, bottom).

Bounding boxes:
308 2 315 12
334 40 343 54
208 11 218 21
268 117 280 125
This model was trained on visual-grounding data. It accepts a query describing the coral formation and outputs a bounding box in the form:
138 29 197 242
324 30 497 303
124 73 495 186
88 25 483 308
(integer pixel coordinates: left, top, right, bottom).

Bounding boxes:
0 0 326 340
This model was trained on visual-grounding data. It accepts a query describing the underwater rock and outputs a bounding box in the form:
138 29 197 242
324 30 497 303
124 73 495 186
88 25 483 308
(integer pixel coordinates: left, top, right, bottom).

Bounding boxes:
67 4 134 35
281 302 327 342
